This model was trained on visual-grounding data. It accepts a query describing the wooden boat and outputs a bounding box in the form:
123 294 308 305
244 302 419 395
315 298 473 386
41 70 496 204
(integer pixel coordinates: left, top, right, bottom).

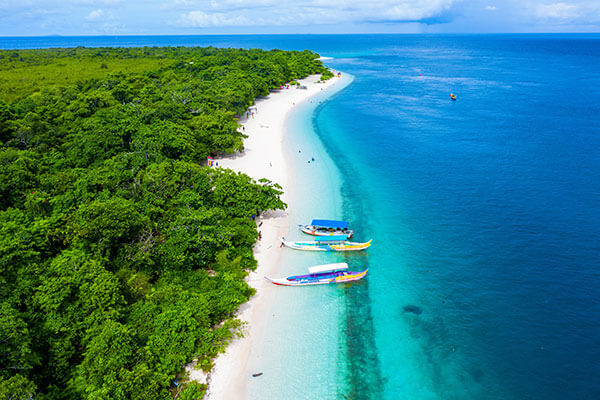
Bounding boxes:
298 219 353 238
266 263 368 286
281 235 371 251
450 93 457 100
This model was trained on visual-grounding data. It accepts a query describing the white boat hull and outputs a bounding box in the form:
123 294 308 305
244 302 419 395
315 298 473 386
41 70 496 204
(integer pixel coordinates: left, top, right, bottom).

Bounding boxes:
298 225 353 238
281 238 371 252
265 268 368 286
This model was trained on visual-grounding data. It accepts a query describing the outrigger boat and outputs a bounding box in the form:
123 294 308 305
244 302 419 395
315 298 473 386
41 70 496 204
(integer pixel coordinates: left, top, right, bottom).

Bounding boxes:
281 235 371 252
298 219 353 238
265 263 368 286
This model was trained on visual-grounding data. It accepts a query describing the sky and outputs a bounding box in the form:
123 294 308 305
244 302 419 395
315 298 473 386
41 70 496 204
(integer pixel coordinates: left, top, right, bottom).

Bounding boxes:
0 0 599 36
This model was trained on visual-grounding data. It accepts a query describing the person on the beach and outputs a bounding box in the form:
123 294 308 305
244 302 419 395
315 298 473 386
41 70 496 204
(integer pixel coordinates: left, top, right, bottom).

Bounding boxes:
258 231 262 240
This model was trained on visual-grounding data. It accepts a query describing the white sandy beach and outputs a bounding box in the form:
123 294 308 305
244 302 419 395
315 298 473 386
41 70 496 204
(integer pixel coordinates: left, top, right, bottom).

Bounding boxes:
198 73 347 399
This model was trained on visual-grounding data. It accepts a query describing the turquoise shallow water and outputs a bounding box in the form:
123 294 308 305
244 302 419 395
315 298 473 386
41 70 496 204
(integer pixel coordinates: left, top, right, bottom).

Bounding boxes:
248 78 351 400
3 35 600 399
247 75 353 399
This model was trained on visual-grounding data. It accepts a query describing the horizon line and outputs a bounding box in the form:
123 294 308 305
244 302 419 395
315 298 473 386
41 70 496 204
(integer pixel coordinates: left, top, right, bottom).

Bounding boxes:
1 32 600 38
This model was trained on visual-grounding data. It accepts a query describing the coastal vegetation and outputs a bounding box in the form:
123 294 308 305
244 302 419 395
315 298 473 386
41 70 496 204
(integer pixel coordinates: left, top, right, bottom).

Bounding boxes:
0 46 330 399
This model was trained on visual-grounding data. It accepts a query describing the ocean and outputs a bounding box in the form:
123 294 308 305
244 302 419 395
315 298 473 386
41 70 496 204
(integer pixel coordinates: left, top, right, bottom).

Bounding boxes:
3 34 599 399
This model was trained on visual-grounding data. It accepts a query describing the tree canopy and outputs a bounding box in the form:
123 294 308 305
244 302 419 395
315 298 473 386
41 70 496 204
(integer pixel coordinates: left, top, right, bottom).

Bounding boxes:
0 46 330 399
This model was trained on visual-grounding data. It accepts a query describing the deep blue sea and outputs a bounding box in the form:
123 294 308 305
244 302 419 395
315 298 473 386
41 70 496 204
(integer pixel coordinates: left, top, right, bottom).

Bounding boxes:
3 34 600 399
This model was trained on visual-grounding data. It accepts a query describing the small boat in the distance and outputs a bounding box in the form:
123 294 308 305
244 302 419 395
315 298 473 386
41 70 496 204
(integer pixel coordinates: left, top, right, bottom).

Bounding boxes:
298 219 353 238
450 93 457 100
265 262 368 286
281 235 371 251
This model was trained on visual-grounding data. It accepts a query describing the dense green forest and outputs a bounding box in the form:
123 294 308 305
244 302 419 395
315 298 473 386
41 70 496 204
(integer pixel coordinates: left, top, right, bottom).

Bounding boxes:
0 46 331 399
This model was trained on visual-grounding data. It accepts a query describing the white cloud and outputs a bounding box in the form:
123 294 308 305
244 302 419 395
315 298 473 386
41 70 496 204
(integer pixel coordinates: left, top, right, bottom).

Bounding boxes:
72 0 122 5
101 21 125 33
379 0 456 21
84 6 120 25
208 0 278 10
178 10 253 27
173 0 460 27
85 8 104 21
536 2 579 19
161 0 195 10
4 0 600 35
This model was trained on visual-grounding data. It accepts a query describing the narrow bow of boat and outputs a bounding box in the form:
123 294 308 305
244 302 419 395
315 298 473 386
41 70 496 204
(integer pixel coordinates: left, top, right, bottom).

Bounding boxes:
265 276 298 286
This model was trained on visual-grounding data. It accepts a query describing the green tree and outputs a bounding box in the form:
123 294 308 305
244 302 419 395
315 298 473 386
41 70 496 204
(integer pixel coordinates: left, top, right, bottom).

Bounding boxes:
0 45 323 399
0 374 37 400
74 320 138 399
0 303 39 378
0 148 38 209
71 198 149 256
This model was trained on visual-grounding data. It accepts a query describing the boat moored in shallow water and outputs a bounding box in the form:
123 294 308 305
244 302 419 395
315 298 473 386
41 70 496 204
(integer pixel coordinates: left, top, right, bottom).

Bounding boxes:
298 219 353 238
281 235 371 251
265 263 368 286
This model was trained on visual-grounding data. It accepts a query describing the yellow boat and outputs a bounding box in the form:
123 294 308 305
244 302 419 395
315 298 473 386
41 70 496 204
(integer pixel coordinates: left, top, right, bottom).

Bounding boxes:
265 263 368 286
281 236 372 252
450 93 457 100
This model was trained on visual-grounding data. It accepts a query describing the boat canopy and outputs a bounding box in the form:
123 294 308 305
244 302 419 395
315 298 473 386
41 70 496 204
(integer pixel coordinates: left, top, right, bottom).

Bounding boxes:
314 235 348 242
308 262 348 274
311 219 349 229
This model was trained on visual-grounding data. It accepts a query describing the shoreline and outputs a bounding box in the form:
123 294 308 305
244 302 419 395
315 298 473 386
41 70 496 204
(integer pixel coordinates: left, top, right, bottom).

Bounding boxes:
202 73 350 399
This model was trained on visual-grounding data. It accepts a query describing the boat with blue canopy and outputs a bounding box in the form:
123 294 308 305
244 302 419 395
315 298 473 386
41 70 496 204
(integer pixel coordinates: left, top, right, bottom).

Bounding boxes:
265 262 368 286
281 235 371 251
298 219 353 238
